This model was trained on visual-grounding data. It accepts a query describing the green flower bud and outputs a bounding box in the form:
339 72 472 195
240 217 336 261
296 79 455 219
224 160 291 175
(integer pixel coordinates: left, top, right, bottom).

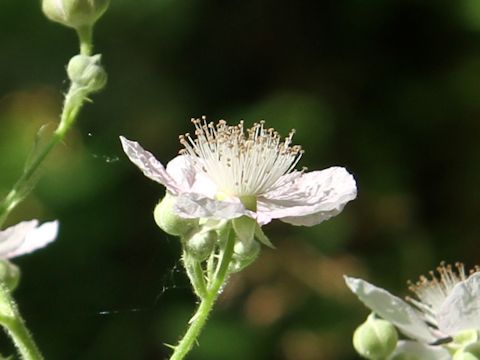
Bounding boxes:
42 0 110 30
353 314 398 360
455 329 480 347
229 239 261 273
154 193 198 236
0 260 20 292
67 54 107 92
454 341 480 360
184 230 216 261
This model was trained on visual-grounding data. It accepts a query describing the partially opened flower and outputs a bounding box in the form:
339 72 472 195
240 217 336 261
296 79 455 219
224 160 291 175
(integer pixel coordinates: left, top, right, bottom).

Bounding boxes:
0 220 59 259
120 118 356 227
345 263 480 345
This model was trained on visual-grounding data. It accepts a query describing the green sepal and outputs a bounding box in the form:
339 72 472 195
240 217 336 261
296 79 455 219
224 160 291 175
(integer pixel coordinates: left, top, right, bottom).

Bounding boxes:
232 216 256 244
254 224 275 249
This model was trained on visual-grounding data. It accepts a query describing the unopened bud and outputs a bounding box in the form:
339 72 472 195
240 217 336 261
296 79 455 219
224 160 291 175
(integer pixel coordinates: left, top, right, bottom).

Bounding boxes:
184 231 216 261
353 314 398 360
229 239 260 273
42 0 109 30
454 342 480 360
154 193 198 236
67 54 107 92
0 260 20 291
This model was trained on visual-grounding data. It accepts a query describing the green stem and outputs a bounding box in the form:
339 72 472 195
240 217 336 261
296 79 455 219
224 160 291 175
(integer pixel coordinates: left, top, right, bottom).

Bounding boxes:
0 284 43 360
169 226 235 360
77 26 93 56
0 83 88 228
183 252 207 299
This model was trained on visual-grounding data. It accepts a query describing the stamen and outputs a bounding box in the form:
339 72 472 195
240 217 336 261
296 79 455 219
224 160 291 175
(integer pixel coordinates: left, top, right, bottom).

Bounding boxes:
179 118 304 197
405 262 479 333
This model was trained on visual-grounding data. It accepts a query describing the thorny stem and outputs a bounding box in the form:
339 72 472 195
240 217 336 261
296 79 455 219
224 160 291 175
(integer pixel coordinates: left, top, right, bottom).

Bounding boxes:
169 225 236 360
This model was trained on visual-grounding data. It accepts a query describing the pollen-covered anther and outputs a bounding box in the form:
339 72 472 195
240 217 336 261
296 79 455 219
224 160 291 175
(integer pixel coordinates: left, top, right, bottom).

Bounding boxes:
179 118 304 197
404 262 480 332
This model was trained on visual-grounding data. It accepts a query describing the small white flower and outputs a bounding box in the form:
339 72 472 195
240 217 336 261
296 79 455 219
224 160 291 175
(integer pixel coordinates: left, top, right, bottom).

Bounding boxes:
0 220 59 258
345 263 480 344
120 118 357 226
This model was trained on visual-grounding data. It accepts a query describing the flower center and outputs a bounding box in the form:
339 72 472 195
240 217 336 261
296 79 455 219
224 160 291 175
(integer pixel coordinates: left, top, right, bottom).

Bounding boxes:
179 117 304 198
406 262 480 331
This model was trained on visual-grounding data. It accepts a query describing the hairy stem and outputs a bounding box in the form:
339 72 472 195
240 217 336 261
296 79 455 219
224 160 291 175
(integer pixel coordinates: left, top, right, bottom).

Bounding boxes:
169 226 235 360
0 284 43 360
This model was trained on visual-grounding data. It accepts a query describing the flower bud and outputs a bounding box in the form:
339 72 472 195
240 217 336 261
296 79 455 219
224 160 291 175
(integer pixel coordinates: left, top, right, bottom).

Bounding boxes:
67 54 107 92
154 193 198 236
454 342 480 360
353 314 398 360
0 260 20 291
184 230 216 261
42 0 109 29
229 239 260 273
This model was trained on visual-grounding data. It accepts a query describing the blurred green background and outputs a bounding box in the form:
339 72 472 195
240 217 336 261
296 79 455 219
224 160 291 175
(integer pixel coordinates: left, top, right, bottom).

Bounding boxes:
1 0 480 359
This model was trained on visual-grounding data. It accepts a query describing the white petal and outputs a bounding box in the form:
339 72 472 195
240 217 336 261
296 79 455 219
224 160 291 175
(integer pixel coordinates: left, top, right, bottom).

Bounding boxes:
257 167 357 226
166 156 217 198
0 220 59 259
437 272 480 336
344 276 435 343
173 193 249 220
120 136 182 194
388 341 451 360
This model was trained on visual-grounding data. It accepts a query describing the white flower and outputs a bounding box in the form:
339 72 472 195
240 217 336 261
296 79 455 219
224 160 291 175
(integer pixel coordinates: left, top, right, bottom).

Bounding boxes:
120 118 357 226
345 263 480 344
0 220 59 258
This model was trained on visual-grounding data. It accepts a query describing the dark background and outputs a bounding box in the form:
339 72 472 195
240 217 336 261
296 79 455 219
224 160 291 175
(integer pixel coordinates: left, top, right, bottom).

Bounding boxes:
1 0 480 359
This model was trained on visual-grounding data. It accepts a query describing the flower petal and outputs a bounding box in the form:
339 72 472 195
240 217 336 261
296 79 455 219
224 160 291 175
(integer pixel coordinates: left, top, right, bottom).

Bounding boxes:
174 193 249 220
0 220 59 259
437 272 480 336
120 136 181 194
257 167 357 226
166 156 217 198
344 276 435 343
389 341 451 360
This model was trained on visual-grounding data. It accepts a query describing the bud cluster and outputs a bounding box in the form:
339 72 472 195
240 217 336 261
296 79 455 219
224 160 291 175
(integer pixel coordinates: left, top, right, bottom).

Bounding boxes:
153 193 269 296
